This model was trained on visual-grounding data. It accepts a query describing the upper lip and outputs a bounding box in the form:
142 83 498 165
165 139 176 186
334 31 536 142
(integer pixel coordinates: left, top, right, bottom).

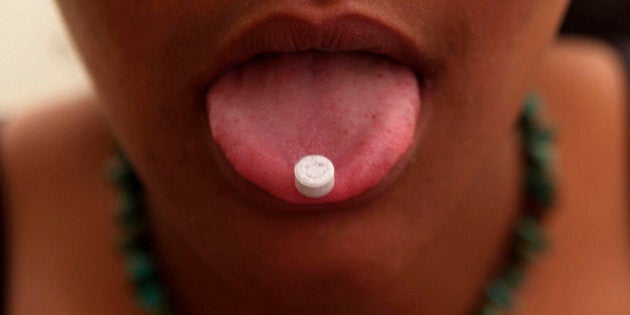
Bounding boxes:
206 11 439 89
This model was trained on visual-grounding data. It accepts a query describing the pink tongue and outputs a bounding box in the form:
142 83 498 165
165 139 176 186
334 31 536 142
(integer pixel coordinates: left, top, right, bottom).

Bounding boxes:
207 51 420 204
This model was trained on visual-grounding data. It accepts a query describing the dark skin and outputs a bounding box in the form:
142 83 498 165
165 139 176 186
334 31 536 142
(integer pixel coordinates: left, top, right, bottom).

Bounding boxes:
4 1 630 314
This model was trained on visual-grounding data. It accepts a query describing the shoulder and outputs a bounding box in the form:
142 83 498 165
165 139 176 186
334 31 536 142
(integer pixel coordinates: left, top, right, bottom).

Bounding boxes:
2 97 137 314
540 37 627 127
2 96 116 209
3 95 118 192
540 36 627 122
3 95 114 165
518 38 630 314
538 36 627 204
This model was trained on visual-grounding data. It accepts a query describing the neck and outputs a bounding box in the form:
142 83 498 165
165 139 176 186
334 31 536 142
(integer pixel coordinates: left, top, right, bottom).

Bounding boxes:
401 130 524 313
147 130 523 315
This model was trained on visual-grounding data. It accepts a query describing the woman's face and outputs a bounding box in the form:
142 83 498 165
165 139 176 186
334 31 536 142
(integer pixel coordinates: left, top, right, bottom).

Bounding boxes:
57 0 568 302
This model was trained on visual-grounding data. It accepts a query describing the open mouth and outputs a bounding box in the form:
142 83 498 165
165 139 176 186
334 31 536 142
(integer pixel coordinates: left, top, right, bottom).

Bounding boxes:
204 13 432 208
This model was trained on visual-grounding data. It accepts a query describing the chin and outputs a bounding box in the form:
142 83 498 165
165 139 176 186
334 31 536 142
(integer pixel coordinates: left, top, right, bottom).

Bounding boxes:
234 215 412 312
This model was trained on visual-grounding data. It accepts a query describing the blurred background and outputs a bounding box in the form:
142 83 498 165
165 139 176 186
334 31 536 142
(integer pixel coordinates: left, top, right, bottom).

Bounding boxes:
0 0 91 116
0 0 628 117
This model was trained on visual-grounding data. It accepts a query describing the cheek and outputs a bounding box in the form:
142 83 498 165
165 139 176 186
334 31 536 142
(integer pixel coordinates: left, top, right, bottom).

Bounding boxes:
55 0 232 153
419 0 568 142
386 0 569 234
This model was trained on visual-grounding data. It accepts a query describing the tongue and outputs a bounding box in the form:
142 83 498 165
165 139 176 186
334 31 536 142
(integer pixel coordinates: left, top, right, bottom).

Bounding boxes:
207 51 420 204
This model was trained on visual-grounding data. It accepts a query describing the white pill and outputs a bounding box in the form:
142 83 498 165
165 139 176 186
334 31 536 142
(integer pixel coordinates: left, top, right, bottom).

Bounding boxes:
294 155 335 198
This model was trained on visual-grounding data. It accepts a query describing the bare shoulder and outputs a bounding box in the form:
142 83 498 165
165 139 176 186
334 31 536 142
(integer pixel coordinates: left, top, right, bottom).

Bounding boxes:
2 97 138 315
3 95 114 161
538 36 627 209
2 95 117 211
517 38 630 314
540 37 627 138
2 95 116 209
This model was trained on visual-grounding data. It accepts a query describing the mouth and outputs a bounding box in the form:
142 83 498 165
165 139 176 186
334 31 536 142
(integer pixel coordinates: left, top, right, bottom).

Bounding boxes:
209 12 439 87
204 12 436 209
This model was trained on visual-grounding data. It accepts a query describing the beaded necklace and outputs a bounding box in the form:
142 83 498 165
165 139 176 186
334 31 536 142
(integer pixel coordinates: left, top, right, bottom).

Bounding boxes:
109 95 555 315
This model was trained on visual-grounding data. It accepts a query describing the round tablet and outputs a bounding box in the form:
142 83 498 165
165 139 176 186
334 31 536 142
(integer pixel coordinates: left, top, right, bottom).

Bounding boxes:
294 155 335 198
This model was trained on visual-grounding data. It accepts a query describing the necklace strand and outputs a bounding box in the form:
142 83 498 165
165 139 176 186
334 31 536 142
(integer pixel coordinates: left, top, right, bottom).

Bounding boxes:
110 95 555 315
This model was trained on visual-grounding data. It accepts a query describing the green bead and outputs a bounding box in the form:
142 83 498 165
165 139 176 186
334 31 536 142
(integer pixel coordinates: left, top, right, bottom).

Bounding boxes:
110 171 141 195
524 137 553 169
118 180 143 200
516 218 546 248
523 129 552 151
503 265 525 288
525 168 555 206
137 280 168 312
522 94 539 120
117 202 142 219
118 229 149 252
117 216 144 234
118 237 138 253
109 156 142 191
478 303 502 315
108 157 131 181
485 278 514 309
111 149 173 313
127 252 157 282
514 217 547 261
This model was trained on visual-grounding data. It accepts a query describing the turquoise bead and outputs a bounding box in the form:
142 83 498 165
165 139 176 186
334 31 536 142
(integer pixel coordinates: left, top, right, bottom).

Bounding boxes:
514 217 547 261
525 168 555 206
485 278 514 309
478 303 502 315
524 135 553 169
127 252 157 282
137 280 169 313
503 265 525 288
516 218 546 250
